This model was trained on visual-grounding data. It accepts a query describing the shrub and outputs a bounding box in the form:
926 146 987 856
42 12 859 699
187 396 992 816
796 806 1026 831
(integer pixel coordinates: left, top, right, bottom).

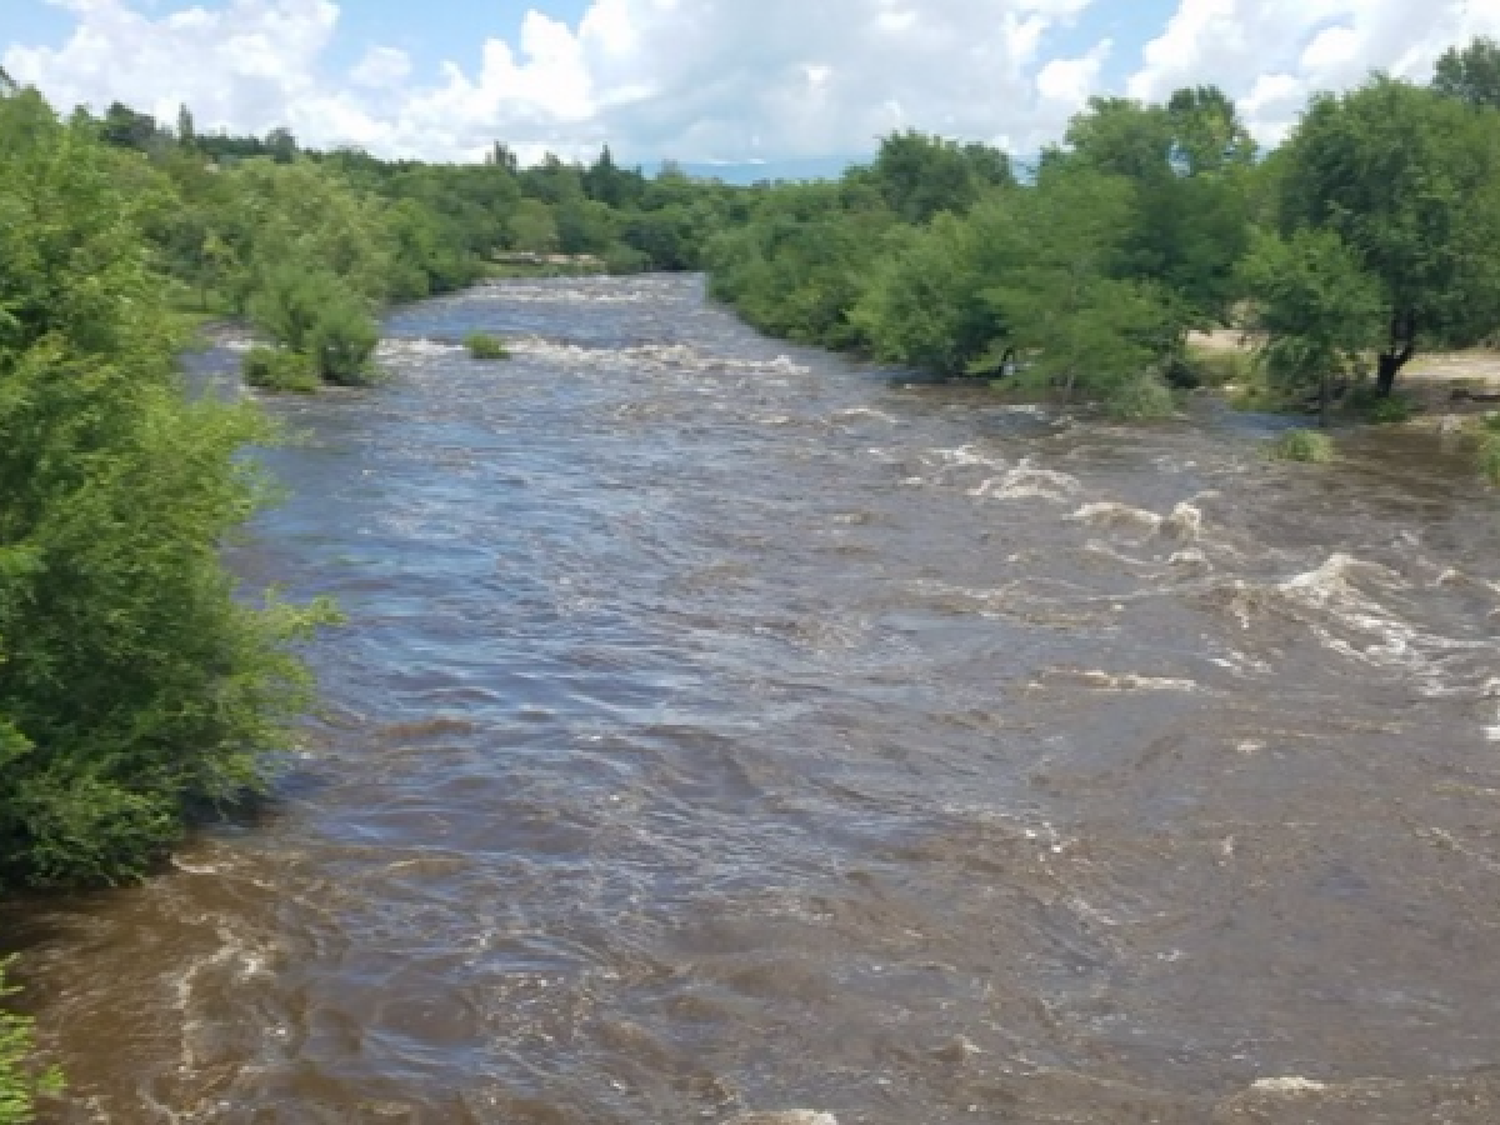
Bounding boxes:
1351 388 1419 425
1268 428 1336 463
242 347 319 394
465 332 511 361
1174 347 1256 389
309 302 380 386
603 244 651 275
1478 416 1500 484
0 959 63 1123
1105 372 1176 420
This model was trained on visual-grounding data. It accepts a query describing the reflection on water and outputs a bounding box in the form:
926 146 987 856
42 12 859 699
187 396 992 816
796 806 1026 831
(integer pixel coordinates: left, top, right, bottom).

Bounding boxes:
6 275 1500 1123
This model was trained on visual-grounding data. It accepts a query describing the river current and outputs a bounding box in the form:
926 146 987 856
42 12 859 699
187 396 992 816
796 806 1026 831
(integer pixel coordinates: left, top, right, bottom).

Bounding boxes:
7 274 1500 1123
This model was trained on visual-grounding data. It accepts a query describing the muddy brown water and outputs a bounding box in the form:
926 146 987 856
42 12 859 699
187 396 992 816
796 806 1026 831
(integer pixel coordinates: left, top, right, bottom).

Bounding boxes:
7 275 1500 1123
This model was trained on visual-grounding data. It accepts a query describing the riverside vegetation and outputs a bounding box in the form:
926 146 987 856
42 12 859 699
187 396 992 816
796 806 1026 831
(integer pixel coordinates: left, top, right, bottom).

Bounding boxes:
705 38 1500 464
3 38 1500 1116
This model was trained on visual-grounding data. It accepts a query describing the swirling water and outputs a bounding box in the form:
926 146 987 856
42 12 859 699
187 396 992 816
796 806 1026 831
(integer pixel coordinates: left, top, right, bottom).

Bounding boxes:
7 275 1500 1123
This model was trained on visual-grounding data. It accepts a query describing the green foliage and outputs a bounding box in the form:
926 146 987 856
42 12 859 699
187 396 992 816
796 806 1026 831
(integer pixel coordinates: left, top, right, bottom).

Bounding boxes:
0 84 334 890
1239 227 1384 425
1352 388 1419 425
242 346 319 393
1433 37 1500 109
0 960 63 1124
1177 346 1255 388
1479 416 1500 484
1106 372 1177 420
248 265 379 386
1278 74 1500 393
862 130 1012 224
1268 429 1336 463
308 299 380 386
465 332 511 360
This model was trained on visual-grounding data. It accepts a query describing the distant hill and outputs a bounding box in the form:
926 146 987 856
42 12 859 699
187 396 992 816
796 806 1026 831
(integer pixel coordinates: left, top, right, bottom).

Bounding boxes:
646 155 868 184
647 152 1041 185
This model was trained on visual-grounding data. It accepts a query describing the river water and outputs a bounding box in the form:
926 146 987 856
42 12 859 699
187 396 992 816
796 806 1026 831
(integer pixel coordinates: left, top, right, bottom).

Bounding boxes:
7 275 1500 1123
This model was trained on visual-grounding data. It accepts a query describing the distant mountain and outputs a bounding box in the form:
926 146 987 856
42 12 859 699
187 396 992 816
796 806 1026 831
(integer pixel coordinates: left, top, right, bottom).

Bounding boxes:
645 152 1042 185
646 155 868 184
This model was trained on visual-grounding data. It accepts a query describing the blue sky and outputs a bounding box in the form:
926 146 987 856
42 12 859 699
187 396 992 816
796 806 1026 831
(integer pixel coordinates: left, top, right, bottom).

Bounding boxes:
4 1 1496 164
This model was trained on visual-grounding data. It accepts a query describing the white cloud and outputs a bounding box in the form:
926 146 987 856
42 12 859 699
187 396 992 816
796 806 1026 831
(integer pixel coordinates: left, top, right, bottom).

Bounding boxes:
350 46 412 90
1037 40 1113 110
4 0 1500 163
1 0 1101 160
1128 0 1500 145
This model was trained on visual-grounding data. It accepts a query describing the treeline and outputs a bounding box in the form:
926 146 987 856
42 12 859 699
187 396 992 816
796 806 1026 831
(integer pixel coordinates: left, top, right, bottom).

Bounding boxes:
68 98 751 389
706 38 1500 426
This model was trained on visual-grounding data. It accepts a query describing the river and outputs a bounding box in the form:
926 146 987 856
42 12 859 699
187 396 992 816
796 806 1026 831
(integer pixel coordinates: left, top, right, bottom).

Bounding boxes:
6 274 1500 1123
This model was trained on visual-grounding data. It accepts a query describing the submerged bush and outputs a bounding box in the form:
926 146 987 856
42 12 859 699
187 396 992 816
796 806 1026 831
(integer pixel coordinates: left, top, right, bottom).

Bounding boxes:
0 960 62 1123
1105 372 1177 420
249 264 380 385
1355 389 1419 425
465 332 511 360
309 301 380 385
1478 416 1500 484
1174 347 1256 389
242 347 319 394
1268 428 1336 463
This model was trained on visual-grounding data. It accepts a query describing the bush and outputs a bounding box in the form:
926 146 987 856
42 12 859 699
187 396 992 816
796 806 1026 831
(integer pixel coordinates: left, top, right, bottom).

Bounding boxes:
1105 372 1177 420
242 347 319 393
1351 388 1419 425
1268 428 1336 463
465 332 511 361
1478 416 1500 484
0 960 63 1123
1174 347 1256 389
309 302 380 386
603 244 651 275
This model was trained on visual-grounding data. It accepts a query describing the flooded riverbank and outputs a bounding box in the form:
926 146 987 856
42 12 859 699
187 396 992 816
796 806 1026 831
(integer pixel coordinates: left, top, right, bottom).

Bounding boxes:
6 275 1500 1123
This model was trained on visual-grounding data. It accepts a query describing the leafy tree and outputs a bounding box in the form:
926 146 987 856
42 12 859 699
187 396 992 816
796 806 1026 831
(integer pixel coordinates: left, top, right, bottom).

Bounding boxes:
1165 85 1257 175
1433 36 1500 109
98 100 161 152
1239 228 1384 426
866 130 1011 224
851 206 1013 374
1278 76 1500 394
978 169 1175 407
175 104 196 148
264 126 298 163
507 198 561 253
0 90 331 888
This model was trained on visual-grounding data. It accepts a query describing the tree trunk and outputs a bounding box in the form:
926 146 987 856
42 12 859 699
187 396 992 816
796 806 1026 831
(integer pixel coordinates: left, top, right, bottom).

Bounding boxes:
1319 370 1331 429
1376 308 1417 398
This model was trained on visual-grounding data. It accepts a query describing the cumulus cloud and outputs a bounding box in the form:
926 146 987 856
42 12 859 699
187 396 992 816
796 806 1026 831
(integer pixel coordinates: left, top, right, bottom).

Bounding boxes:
1128 0 1500 145
3 0 1499 162
1 0 1102 160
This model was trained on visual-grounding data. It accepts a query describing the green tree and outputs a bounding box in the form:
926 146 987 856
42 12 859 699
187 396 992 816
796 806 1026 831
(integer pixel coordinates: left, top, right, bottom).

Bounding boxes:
866 130 1010 224
1433 36 1500 109
175 103 196 148
1239 228 1384 427
979 169 1175 408
1278 76 1500 395
0 88 330 888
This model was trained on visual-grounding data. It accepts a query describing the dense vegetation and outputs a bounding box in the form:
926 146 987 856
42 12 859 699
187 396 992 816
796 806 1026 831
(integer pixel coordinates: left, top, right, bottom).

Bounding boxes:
706 39 1500 426
80 100 751 388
